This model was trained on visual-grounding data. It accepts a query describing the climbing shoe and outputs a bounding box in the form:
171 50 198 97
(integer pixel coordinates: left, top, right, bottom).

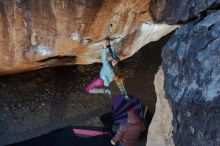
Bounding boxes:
124 94 129 100
105 88 112 95
105 89 112 100
89 88 105 94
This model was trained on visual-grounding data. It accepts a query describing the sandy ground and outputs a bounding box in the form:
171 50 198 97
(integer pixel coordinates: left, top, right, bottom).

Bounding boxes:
0 35 169 146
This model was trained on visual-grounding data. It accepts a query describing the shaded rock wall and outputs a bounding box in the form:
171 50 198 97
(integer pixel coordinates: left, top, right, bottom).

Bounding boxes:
0 65 112 146
0 0 177 75
162 10 220 146
0 37 165 145
150 0 220 23
146 67 174 146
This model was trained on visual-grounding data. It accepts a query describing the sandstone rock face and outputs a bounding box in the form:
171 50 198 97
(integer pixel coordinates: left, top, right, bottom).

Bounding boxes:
150 0 220 23
0 0 177 75
146 67 174 146
162 10 220 146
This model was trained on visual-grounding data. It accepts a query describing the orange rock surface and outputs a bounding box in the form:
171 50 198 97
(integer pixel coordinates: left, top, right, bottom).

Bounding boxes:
0 0 177 75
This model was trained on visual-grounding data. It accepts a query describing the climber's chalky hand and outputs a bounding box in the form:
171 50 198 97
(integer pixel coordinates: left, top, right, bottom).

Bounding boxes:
111 140 116 145
102 39 107 49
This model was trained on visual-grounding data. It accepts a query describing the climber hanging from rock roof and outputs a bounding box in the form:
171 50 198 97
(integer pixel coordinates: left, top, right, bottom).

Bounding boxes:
85 39 129 100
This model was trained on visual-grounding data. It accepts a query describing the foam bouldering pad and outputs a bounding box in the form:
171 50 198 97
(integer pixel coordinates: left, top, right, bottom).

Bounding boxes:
9 127 112 146
113 95 142 124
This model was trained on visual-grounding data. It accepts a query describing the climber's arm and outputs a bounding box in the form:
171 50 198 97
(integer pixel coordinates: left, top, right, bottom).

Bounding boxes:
112 125 124 143
108 44 116 59
101 43 108 65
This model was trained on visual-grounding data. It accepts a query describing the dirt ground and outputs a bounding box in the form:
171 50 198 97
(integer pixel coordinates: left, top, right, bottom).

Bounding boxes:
0 35 169 146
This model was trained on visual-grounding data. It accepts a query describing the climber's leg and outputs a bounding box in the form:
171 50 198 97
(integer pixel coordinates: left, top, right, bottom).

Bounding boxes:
85 78 112 98
85 77 104 92
88 88 106 94
104 86 113 100
117 82 129 100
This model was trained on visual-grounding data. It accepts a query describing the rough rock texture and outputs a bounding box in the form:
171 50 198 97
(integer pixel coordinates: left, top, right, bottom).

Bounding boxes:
0 36 166 145
146 67 174 146
150 0 220 23
0 0 177 75
0 65 112 146
162 11 220 146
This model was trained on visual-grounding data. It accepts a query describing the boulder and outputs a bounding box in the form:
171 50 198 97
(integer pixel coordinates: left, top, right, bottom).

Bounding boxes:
146 67 174 146
0 0 177 75
150 0 220 23
162 10 220 146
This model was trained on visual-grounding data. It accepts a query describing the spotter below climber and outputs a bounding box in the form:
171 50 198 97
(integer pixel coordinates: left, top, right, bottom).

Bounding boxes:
111 109 145 146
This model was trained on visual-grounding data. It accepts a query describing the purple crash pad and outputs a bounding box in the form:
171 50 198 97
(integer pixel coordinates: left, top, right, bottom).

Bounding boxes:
113 95 142 124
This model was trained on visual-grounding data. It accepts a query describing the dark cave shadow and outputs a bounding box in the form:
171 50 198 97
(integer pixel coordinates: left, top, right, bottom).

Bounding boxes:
48 66 78 131
117 31 174 114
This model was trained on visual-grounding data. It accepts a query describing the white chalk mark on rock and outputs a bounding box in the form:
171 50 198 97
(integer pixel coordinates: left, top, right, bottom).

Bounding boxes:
37 45 52 56
71 32 80 41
